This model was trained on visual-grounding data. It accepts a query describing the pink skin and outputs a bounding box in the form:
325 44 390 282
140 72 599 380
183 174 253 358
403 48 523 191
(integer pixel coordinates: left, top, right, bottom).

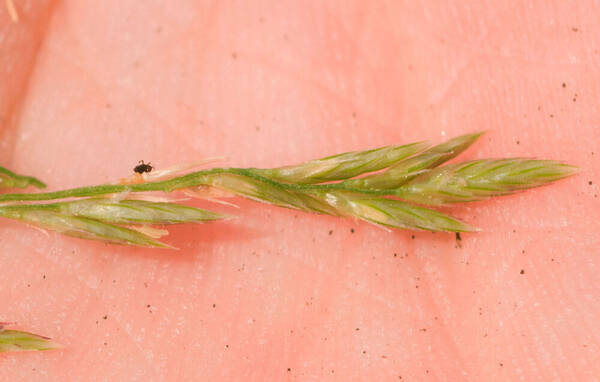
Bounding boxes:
1 1 598 380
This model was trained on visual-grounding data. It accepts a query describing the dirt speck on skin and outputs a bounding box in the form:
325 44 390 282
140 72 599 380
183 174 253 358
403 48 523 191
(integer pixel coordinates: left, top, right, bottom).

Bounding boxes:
589 181 593 185
411 235 415 240
328 230 333 235
562 82 567 88
516 140 520 145
520 269 525 275
350 228 354 234
455 232 462 248
572 27 579 32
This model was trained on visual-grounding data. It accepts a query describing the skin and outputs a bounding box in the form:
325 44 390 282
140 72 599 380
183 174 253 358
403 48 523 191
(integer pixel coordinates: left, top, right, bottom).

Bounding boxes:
1 1 598 380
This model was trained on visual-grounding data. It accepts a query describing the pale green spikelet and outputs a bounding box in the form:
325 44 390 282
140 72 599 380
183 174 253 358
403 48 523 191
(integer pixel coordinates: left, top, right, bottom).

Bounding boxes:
0 206 170 247
196 172 341 215
56 198 229 224
395 159 579 205
343 132 484 189
313 190 475 232
255 141 429 184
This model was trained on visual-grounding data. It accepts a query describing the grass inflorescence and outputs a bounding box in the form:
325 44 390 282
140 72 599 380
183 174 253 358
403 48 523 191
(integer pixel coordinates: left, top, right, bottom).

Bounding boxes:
0 132 577 247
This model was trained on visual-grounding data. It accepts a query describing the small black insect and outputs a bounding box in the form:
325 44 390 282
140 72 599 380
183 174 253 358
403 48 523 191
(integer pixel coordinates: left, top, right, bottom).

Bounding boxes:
134 160 153 174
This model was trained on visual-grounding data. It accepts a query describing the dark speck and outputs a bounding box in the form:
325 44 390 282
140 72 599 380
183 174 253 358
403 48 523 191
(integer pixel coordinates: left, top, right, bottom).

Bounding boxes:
103 315 108 320
520 269 525 275
394 253 397 257
550 114 554 118
287 368 291 372
231 52 237 59
212 304 216 308
562 82 566 88
589 181 593 185
572 27 579 32
328 230 333 235
411 235 415 239
350 228 355 234
516 140 520 145
455 232 462 248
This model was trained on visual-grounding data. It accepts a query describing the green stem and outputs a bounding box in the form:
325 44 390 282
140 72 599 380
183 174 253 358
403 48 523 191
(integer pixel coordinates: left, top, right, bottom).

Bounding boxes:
0 168 387 203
